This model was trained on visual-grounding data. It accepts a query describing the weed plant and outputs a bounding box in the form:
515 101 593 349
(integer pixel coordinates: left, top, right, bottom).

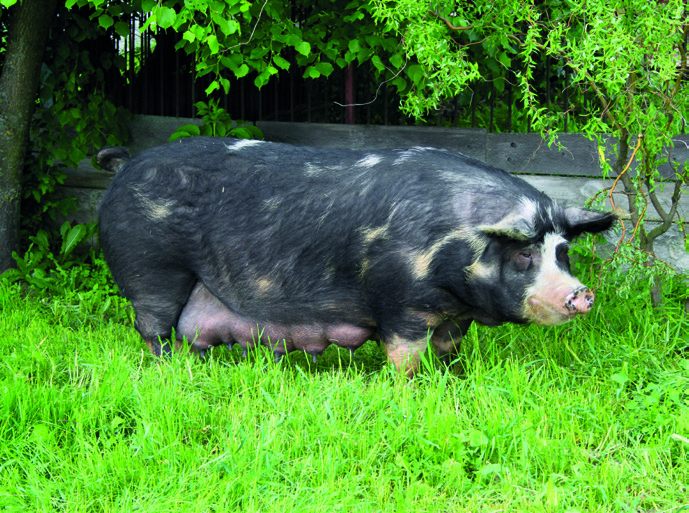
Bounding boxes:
0 254 687 512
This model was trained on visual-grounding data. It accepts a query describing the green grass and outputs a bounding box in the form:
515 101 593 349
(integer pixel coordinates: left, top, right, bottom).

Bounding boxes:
0 279 687 512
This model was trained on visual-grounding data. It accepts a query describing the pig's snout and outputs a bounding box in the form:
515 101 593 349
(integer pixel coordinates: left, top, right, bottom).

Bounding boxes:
525 283 596 326
564 286 594 314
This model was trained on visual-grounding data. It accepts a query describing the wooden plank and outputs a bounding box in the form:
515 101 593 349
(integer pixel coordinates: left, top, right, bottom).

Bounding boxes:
487 132 689 178
255 121 488 161
126 115 202 154
486 133 602 177
63 117 688 188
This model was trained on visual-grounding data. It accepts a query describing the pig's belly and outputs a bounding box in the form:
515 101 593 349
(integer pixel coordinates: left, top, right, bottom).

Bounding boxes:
176 282 374 357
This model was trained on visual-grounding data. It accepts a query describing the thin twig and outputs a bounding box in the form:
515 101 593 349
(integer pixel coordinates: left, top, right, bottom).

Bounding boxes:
333 56 408 108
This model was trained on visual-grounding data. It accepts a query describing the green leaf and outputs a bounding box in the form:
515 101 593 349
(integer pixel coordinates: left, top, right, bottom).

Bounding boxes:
254 66 278 88
207 34 220 55
231 125 263 140
406 64 424 85
391 76 407 93
69 148 86 165
156 6 177 29
315 62 334 77
273 55 290 70
114 21 130 38
233 63 250 78
389 53 404 69
220 77 231 94
169 124 201 142
213 13 239 35
221 54 243 69
295 41 311 57
498 52 512 68
611 372 629 385
61 224 87 257
303 66 320 79
99 14 114 30
205 80 220 95
250 46 270 60
348 39 362 54
468 429 489 447
365 35 382 48
371 55 385 72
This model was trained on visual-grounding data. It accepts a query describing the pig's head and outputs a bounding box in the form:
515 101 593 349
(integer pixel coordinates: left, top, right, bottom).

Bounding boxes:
463 197 620 326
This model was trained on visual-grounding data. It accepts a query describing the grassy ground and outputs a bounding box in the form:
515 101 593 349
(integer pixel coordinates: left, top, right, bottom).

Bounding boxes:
0 279 687 512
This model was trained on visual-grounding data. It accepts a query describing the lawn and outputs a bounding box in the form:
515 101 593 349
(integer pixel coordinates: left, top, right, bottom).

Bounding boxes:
0 278 687 512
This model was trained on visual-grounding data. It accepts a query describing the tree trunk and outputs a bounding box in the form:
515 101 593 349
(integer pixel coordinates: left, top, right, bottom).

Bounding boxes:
0 0 58 273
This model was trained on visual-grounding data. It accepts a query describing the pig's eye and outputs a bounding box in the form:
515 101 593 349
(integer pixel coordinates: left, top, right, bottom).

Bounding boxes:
513 250 533 271
556 244 570 265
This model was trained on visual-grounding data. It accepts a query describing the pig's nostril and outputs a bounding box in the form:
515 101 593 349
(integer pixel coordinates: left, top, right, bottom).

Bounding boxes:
565 287 594 313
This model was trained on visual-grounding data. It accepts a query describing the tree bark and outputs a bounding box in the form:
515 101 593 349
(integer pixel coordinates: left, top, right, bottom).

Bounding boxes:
0 0 58 273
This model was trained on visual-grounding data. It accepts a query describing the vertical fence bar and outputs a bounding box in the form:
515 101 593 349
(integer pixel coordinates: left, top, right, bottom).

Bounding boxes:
158 33 164 115
306 78 312 123
174 48 180 118
240 78 246 121
128 15 134 113
507 70 513 132
489 79 495 133
384 84 388 125
141 16 148 115
275 76 279 121
546 55 551 112
290 54 295 122
345 64 355 124
258 88 263 121
323 78 328 123
564 65 569 133
471 87 477 128
191 66 195 119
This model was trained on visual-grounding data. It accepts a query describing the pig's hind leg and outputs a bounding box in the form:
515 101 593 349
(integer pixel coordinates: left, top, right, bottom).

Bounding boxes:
126 270 197 357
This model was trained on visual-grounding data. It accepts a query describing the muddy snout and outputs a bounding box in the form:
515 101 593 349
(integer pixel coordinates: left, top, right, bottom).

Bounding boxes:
564 286 594 314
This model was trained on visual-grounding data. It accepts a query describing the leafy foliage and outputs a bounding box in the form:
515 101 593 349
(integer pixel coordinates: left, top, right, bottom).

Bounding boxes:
3 221 116 301
169 99 263 141
20 6 129 238
73 0 394 96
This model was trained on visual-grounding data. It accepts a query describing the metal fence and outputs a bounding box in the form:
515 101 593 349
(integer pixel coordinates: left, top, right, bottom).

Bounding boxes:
108 14 592 133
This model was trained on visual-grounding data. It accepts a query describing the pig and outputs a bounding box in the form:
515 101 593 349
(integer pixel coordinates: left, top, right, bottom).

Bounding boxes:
97 137 619 376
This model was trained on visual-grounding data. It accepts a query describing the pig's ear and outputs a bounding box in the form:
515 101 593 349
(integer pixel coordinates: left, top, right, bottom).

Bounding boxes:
478 216 535 241
564 207 623 237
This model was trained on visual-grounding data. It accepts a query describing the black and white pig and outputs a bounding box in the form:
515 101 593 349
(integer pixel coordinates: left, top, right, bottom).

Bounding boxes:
97 137 618 376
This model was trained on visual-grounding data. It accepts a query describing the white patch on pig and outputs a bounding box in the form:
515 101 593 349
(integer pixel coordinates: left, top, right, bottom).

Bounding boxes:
304 162 323 176
478 196 540 240
130 186 174 221
520 197 539 222
304 162 346 176
392 147 435 166
522 232 582 326
226 139 264 152
393 150 414 166
354 154 382 168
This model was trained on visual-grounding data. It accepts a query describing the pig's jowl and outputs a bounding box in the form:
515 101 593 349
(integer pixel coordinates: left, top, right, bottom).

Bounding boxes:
98 137 619 376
